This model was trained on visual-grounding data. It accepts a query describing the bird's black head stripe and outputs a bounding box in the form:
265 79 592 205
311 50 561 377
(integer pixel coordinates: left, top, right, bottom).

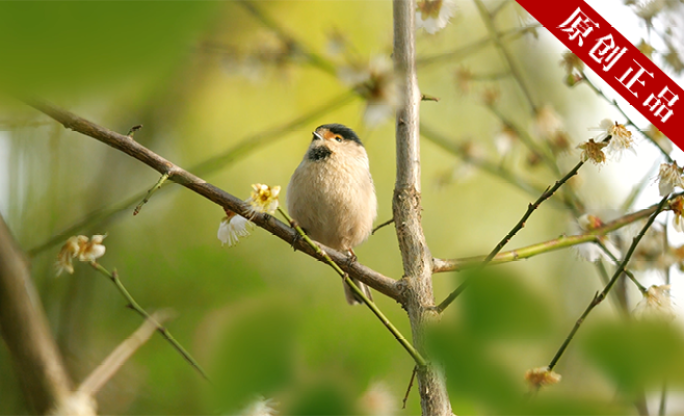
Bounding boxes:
317 123 363 146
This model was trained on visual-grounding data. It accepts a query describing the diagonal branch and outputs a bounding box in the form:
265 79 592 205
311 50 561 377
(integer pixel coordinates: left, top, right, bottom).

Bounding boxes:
89 263 208 380
25 99 401 302
27 91 356 257
432 195 678 273
277 208 426 367
436 160 585 312
547 195 670 371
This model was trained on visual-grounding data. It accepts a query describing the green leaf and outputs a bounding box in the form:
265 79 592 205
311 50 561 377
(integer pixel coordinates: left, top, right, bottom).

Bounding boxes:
459 269 553 340
0 2 216 92
210 300 297 412
581 320 684 394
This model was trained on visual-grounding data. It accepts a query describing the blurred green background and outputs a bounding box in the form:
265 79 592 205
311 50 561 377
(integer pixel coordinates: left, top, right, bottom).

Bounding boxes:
1 1 682 415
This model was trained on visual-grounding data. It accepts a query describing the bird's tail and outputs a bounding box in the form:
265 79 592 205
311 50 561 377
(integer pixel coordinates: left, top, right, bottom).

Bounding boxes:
343 278 373 305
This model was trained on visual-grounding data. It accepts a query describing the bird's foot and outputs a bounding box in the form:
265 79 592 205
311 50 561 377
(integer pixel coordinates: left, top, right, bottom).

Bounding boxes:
344 249 357 268
288 219 304 251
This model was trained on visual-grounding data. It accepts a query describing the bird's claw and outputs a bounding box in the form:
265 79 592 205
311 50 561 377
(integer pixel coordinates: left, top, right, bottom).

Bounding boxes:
344 249 357 269
289 219 304 251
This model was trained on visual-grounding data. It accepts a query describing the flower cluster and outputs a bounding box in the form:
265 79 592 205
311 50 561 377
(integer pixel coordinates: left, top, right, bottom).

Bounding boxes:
524 367 561 389
577 119 634 164
593 119 633 155
577 139 608 165
218 183 281 247
248 183 281 216
55 234 107 276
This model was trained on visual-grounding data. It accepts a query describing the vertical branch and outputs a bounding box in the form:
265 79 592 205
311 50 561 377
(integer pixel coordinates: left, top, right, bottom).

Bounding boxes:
0 214 73 414
392 1 452 415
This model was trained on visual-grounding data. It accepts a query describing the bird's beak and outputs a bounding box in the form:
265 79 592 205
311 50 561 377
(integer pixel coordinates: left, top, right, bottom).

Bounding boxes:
312 131 324 141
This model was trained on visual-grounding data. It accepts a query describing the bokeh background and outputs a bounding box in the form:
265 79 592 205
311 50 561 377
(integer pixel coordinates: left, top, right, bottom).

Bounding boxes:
1 0 684 414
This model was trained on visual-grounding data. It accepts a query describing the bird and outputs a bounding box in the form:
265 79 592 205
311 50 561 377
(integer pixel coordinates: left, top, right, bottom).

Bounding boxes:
287 123 377 305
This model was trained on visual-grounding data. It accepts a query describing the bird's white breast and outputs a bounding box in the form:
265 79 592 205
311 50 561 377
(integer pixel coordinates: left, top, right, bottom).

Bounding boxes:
287 144 377 252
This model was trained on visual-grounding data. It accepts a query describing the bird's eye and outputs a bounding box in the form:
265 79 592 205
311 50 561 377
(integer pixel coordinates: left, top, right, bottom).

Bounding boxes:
335 136 342 142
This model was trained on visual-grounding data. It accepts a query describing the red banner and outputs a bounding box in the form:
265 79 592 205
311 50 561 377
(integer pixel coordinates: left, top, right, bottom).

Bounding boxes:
516 0 682 149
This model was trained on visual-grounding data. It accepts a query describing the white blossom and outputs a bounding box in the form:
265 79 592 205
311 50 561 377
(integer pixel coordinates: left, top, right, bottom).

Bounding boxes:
634 285 676 321
55 234 107 276
590 119 633 157
238 397 277 416
218 213 253 247
658 162 684 196
77 234 107 262
416 0 457 34
248 183 281 216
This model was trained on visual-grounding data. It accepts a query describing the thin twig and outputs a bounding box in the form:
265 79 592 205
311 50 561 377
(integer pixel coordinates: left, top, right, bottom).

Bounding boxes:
659 381 668 416
372 218 395 235
402 365 418 409
77 310 171 396
238 1 337 76
416 25 541 67
433 193 680 273
547 195 669 371
594 239 647 294
126 124 143 138
421 94 440 102
473 0 537 114
277 208 426 367
592 260 630 316
436 160 585 313
133 173 170 216
89 262 209 380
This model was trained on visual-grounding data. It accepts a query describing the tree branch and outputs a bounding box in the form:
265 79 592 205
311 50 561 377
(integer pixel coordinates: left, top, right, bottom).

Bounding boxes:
27 91 355 257
436 160 584 312
392 1 452 414
547 195 669 371
25 99 401 303
432 196 677 273
0 213 73 414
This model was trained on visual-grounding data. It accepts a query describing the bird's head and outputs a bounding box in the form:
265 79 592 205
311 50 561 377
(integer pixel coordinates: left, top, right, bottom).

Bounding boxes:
307 123 364 161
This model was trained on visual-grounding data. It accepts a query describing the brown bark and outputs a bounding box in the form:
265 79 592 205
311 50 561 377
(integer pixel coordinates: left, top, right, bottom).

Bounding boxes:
0 214 72 414
392 1 452 414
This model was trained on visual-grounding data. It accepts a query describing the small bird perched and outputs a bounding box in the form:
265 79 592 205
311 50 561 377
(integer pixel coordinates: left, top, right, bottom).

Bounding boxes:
287 124 377 304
